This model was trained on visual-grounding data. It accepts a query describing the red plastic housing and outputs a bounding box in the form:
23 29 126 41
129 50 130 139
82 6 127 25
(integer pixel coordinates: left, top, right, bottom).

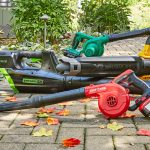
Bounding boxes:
85 83 130 118
139 98 150 117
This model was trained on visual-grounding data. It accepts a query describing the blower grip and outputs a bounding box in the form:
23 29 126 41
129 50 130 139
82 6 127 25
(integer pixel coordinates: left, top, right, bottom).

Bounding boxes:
109 28 150 42
128 73 150 92
18 51 42 59
112 69 149 92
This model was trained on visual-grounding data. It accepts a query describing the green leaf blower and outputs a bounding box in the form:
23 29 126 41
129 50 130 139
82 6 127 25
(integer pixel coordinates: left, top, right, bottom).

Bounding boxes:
64 28 150 58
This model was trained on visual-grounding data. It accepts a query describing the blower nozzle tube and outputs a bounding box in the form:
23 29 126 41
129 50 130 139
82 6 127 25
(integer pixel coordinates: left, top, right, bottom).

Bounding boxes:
0 88 85 112
57 56 150 77
108 28 150 42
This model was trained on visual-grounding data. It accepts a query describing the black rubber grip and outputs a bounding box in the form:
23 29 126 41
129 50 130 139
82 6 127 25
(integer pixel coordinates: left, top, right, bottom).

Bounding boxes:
18 51 42 59
129 73 149 92
0 88 85 112
109 28 150 42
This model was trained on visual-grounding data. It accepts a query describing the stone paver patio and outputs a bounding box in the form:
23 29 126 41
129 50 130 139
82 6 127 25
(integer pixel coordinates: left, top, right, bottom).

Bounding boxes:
0 36 150 150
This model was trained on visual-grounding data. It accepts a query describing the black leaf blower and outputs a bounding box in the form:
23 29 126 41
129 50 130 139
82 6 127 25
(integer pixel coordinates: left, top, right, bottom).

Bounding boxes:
57 36 150 78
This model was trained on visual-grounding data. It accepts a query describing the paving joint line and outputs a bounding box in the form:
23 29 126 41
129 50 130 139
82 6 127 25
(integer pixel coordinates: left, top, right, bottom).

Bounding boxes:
54 122 62 143
22 143 26 150
29 118 40 135
84 104 87 121
145 144 149 150
112 135 116 150
132 117 138 131
83 128 87 150
8 110 21 128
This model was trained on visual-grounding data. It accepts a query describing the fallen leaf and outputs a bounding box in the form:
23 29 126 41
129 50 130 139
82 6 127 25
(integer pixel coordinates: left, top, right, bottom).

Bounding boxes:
37 113 49 118
58 101 74 106
97 108 101 113
37 107 56 114
0 30 4 34
32 128 53 137
129 143 135 146
99 125 106 129
21 121 39 127
56 109 70 116
107 122 124 131
47 117 59 125
120 113 136 118
79 98 91 103
137 129 150 136
62 138 80 147
5 96 17 102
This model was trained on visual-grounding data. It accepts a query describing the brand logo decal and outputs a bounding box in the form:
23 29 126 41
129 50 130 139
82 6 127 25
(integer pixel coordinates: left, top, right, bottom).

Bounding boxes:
23 78 43 84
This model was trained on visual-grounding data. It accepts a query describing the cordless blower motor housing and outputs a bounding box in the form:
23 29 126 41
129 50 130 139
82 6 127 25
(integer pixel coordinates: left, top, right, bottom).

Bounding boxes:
85 83 130 118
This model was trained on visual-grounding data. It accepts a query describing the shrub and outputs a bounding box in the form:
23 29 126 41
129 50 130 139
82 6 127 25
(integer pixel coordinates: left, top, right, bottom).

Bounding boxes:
79 0 131 33
11 0 72 44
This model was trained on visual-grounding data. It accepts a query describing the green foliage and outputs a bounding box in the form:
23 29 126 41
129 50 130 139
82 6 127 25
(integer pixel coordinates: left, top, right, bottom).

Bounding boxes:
63 0 79 31
129 1 150 29
129 0 149 6
79 0 131 33
11 0 72 44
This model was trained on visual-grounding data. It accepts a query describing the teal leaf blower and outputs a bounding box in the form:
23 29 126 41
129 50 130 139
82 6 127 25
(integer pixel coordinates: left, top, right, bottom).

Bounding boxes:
64 28 150 58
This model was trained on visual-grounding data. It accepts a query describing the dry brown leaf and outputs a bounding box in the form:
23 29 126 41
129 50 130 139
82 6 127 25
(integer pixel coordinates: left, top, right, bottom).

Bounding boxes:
5 96 17 102
47 117 59 125
56 109 70 116
21 120 39 127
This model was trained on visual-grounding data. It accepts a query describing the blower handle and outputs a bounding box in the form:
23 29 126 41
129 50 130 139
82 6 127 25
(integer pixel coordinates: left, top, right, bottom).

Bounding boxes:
112 69 150 112
112 69 149 92
108 28 150 42
18 51 42 59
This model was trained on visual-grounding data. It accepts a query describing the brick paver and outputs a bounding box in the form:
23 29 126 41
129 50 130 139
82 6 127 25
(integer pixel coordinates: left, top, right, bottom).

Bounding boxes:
0 36 149 150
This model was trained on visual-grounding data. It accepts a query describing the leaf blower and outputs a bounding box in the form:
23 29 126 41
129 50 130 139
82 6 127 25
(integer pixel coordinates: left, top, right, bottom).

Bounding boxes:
0 48 150 94
0 70 149 118
1 66 150 94
57 36 150 78
0 50 58 71
64 28 150 58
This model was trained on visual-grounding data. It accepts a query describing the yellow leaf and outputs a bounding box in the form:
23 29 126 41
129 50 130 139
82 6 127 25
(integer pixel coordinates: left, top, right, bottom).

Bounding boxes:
32 128 53 137
37 113 49 118
107 122 124 131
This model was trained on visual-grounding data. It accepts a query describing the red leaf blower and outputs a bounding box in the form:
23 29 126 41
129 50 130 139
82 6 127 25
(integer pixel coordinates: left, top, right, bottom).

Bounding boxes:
0 70 149 118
